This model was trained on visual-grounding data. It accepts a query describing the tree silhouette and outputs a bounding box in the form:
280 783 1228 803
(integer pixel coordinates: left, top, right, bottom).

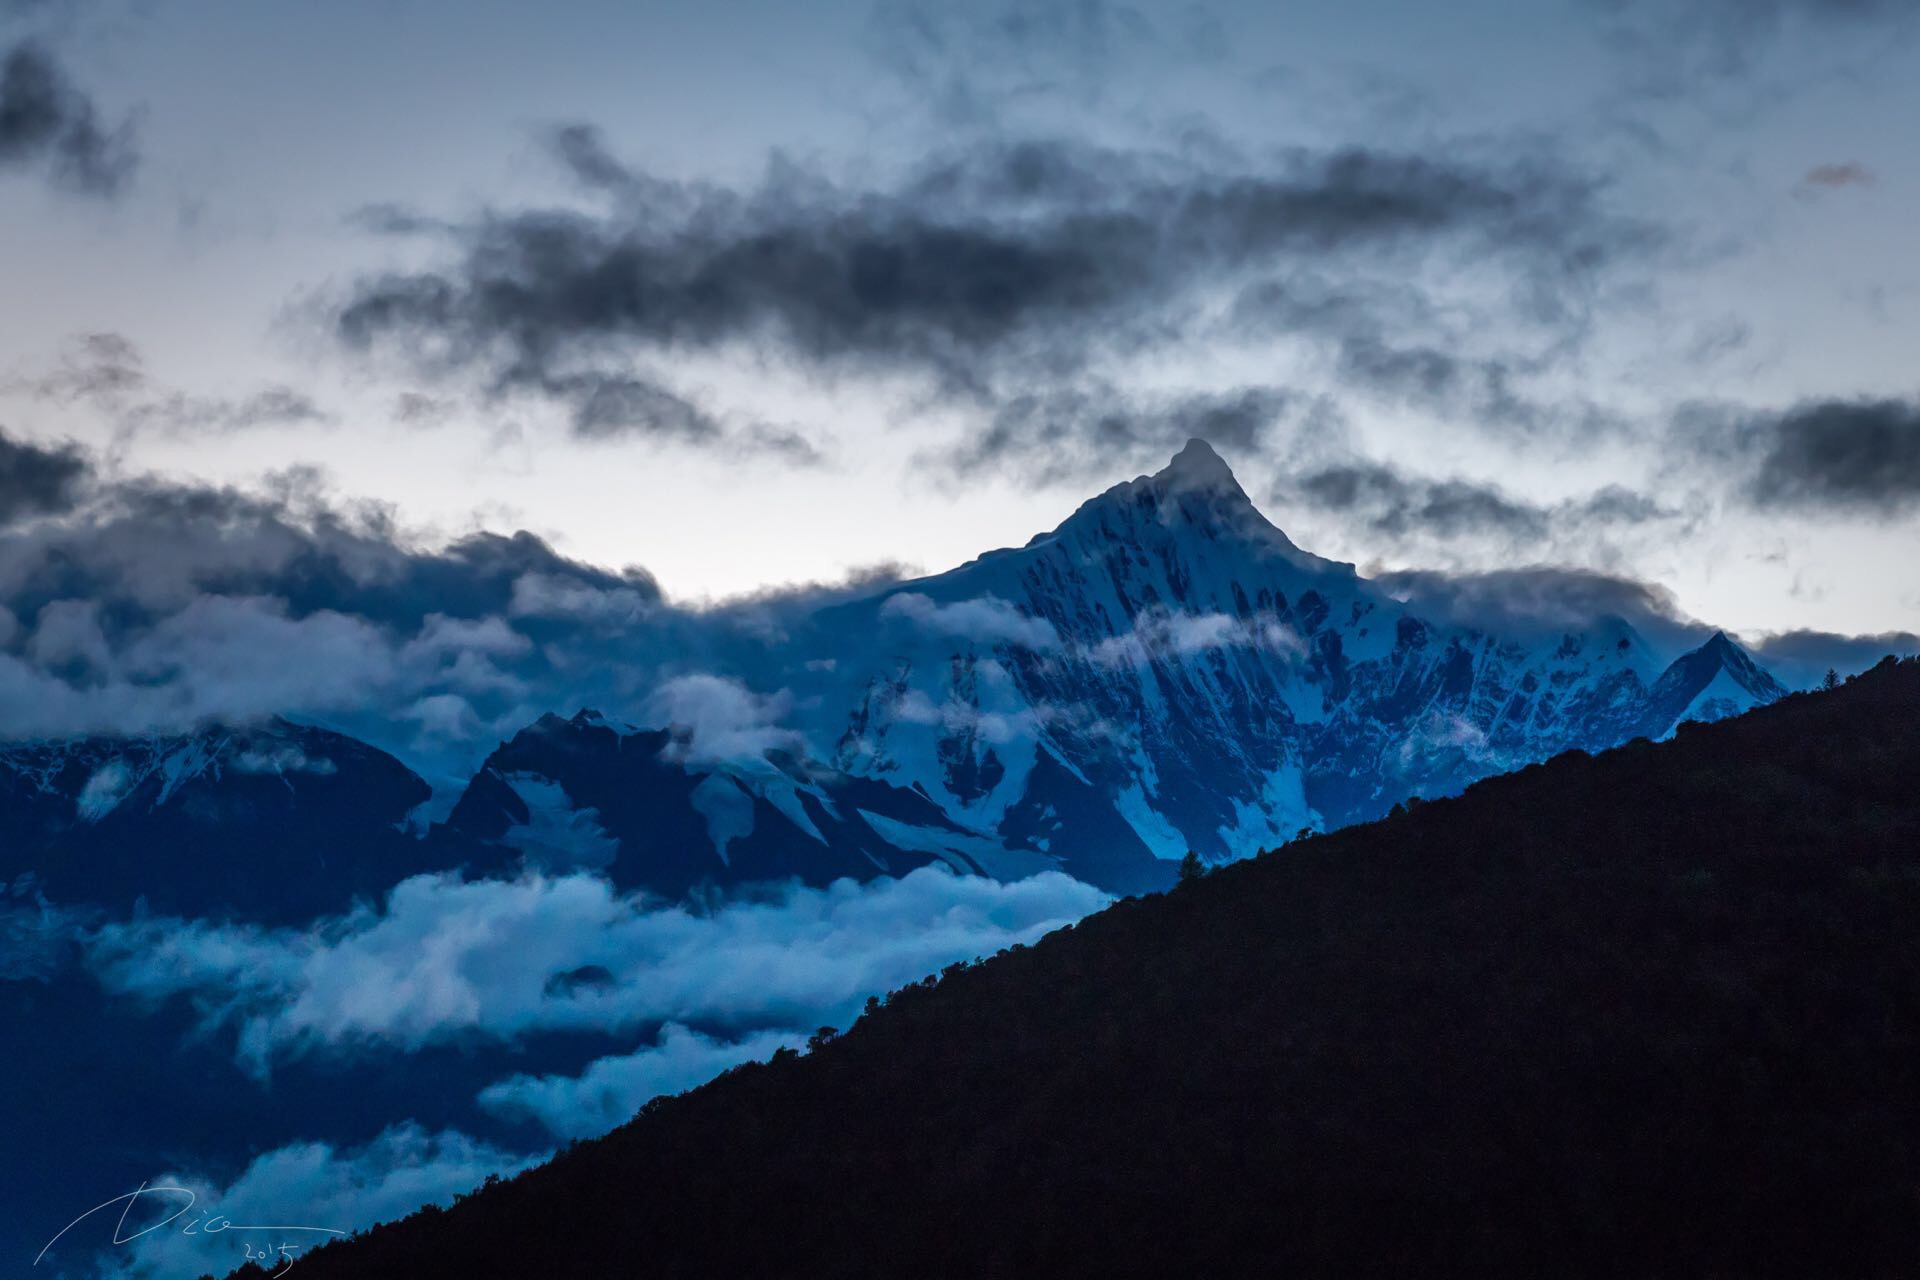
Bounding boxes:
255 656 1920 1280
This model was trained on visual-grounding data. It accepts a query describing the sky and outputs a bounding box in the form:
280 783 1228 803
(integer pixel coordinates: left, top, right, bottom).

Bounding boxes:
6 6 1920 1265
1 0 1918 639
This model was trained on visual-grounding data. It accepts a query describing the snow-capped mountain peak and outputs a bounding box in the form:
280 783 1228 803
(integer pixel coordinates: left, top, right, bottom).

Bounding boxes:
1642 630 1789 738
0 439 1799 909
1162 436 1240 490
770 439 1795 886
1031 436 1351 585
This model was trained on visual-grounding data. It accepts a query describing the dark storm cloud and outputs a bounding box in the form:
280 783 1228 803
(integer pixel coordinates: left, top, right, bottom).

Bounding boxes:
1373 564 1905 685
0 440 693 754
0 442 869 763
1288 459 1677 547
1374 565 1711 654
331 131 1651 454
1742 398 1920 515
1214 264 1634 444
543 372 723 444
939 384 1315 486
1747 627 1920 685
523 368 822 462
0 456 658 629
0 428 86 524
1333 337 1627 442
0 41 135 196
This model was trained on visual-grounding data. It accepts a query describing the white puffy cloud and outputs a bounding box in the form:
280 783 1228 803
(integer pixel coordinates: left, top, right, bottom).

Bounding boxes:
880 592 1060 650
0 592 555 757
75 759 133 818
1394 709 1492 770
26 598 114 671
1089 608 1304 667
85 865 1108 1077
645 672 807 764
508 570 655 627
893 687 1049 745
39 864 1105 1267
230 742 339 775
0 596 403 739
123 595 399 721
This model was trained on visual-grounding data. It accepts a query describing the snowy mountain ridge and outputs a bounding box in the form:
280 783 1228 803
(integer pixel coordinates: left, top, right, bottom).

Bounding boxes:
0 440 1796 909
718 438 1787 886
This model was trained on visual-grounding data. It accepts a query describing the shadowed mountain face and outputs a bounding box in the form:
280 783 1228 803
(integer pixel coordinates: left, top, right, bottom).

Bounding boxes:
431 709 1066 899
0 441 1795 913
1640 629 1790 733
0 720 452 923
257 658 1920 1279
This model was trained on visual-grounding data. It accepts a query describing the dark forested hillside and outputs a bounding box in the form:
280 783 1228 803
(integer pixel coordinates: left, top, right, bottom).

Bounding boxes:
247 657 1920 1279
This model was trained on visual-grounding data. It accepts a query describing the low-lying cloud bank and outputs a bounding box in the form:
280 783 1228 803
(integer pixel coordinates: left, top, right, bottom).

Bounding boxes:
44 862 1104 1270
0 428 729 776
85 863 1108 1084
15 860 1107 1275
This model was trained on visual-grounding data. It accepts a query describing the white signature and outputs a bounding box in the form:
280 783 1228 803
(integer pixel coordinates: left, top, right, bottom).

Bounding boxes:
36 1181 345 1277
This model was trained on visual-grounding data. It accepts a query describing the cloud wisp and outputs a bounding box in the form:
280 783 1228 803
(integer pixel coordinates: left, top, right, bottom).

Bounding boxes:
12 332 331 439
1282 457 1686 563
1088 607 1305 669
83 864 1109 1082
478 1022 802 1140
880 590 1061 650
937 384 1316 488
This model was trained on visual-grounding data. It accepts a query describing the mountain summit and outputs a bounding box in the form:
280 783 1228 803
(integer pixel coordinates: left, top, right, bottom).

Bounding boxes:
1162 435 1240 488
1642 630 1789 737
401 439 1795 898
1042 435 1333 578
0 440 1800 908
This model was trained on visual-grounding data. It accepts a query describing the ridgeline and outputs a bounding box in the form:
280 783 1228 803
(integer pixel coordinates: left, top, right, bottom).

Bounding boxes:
242 657 1920 1279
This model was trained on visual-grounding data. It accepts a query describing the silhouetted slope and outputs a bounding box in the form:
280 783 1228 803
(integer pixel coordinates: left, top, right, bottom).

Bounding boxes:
258 657 1920 1279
